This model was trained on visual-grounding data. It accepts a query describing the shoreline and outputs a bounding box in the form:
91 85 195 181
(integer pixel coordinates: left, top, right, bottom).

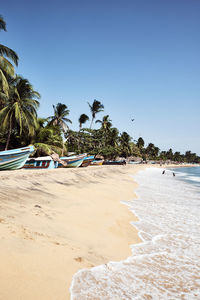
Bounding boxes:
0 164 197 299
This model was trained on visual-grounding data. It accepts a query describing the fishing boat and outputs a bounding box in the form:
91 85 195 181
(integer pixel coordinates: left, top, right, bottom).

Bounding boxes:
24 156 58 169
90 159 104 166
103 160 126 165
128 161 142 164
59 154 87 168
80 155 95 167
0 145 35 170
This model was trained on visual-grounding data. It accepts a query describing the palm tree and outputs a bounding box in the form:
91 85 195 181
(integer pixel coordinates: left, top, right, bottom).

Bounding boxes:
108 127 119 147
120 131 132 157
95 115 112 146
137 137 144 149
88 99 104 129
95 115 112 131
79 113 89 130
48 103 72 155
166 148 173 160
145 143 160 160
0 16 19 105
0 76 40 150
48 103 72 131
77 113 89 152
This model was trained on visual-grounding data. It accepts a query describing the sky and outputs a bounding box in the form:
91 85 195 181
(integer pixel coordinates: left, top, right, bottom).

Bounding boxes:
1 0 200 155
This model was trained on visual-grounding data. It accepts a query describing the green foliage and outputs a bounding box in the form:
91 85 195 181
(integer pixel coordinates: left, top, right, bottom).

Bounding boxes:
145 143 160 160
119 131 132 157
33 143 65 157
0 76 40 149
31 118 66 156
95 145 120 159
0 16 19 104
137 137 144 149
129 142 141 157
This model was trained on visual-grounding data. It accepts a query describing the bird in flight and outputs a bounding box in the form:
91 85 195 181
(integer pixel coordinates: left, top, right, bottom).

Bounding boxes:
131 118 135 122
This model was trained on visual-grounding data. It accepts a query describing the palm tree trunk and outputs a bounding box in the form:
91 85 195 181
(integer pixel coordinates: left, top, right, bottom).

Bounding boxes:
61 141 64 156
5 121 12 150
61 130 65 156
90 117 94 129
78 125 81 152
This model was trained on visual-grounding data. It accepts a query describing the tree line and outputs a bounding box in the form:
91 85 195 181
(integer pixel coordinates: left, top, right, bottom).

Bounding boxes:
0 16 199 163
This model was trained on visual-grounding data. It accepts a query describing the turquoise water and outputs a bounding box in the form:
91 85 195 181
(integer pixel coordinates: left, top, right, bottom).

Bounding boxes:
70 167 200 299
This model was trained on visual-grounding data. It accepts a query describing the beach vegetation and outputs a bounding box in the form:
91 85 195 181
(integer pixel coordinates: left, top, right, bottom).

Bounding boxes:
0 76 40 150
0 15 18 108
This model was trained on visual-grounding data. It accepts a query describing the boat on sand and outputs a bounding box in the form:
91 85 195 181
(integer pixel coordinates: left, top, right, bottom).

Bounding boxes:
103 160 126 165
80 155 95 167
0 145 35 170
59 154 87 168
90 159 104 166
23 156 58 169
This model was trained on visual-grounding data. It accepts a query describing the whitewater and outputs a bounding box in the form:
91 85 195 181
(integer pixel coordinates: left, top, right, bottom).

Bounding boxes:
70 167 200 299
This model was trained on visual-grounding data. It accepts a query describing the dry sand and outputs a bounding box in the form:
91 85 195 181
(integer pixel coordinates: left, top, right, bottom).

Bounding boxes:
0 163 187 299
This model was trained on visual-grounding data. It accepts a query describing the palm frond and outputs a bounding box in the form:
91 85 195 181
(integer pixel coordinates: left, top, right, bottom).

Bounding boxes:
1 108 11 130
0 106 10 127
62 117 72 124
33 143 53 156
0 45 18 66
0 56 15 77
0 16 6 31
0 91 8 103
14 102 22 133
0 69 9 95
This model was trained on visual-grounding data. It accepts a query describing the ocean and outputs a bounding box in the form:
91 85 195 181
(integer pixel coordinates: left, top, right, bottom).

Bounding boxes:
70 167 200 299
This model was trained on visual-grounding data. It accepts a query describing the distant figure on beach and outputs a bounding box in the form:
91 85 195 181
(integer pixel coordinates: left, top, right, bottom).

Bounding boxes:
173 172 175 177
162 170 165 175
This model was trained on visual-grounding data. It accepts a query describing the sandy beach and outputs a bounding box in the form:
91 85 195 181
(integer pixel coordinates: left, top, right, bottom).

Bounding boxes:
0 163 197 300
0 164 151 300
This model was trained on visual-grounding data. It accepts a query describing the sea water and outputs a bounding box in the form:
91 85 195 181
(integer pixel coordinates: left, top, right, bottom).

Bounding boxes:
70 167 200 299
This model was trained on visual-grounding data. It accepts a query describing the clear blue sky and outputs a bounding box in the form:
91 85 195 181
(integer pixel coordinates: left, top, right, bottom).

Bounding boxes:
1 0 200 154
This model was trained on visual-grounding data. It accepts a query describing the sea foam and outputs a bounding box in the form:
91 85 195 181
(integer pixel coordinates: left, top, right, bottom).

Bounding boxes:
70 167 200 299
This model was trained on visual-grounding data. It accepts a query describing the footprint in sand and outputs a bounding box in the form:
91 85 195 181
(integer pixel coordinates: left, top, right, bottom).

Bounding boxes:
74 257 83 262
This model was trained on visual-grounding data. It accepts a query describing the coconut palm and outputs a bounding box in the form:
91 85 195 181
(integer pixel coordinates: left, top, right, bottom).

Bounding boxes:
88 99 104 129
95 115 112 147
27 117 66 156
0 16 19 104
78 113 89 130
48 103 72 155
95 115 112 131
0 76 40 150
137 137 144 149
120 131 132 157
107 127 119 147
48 103 72 132
145 143 160 159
